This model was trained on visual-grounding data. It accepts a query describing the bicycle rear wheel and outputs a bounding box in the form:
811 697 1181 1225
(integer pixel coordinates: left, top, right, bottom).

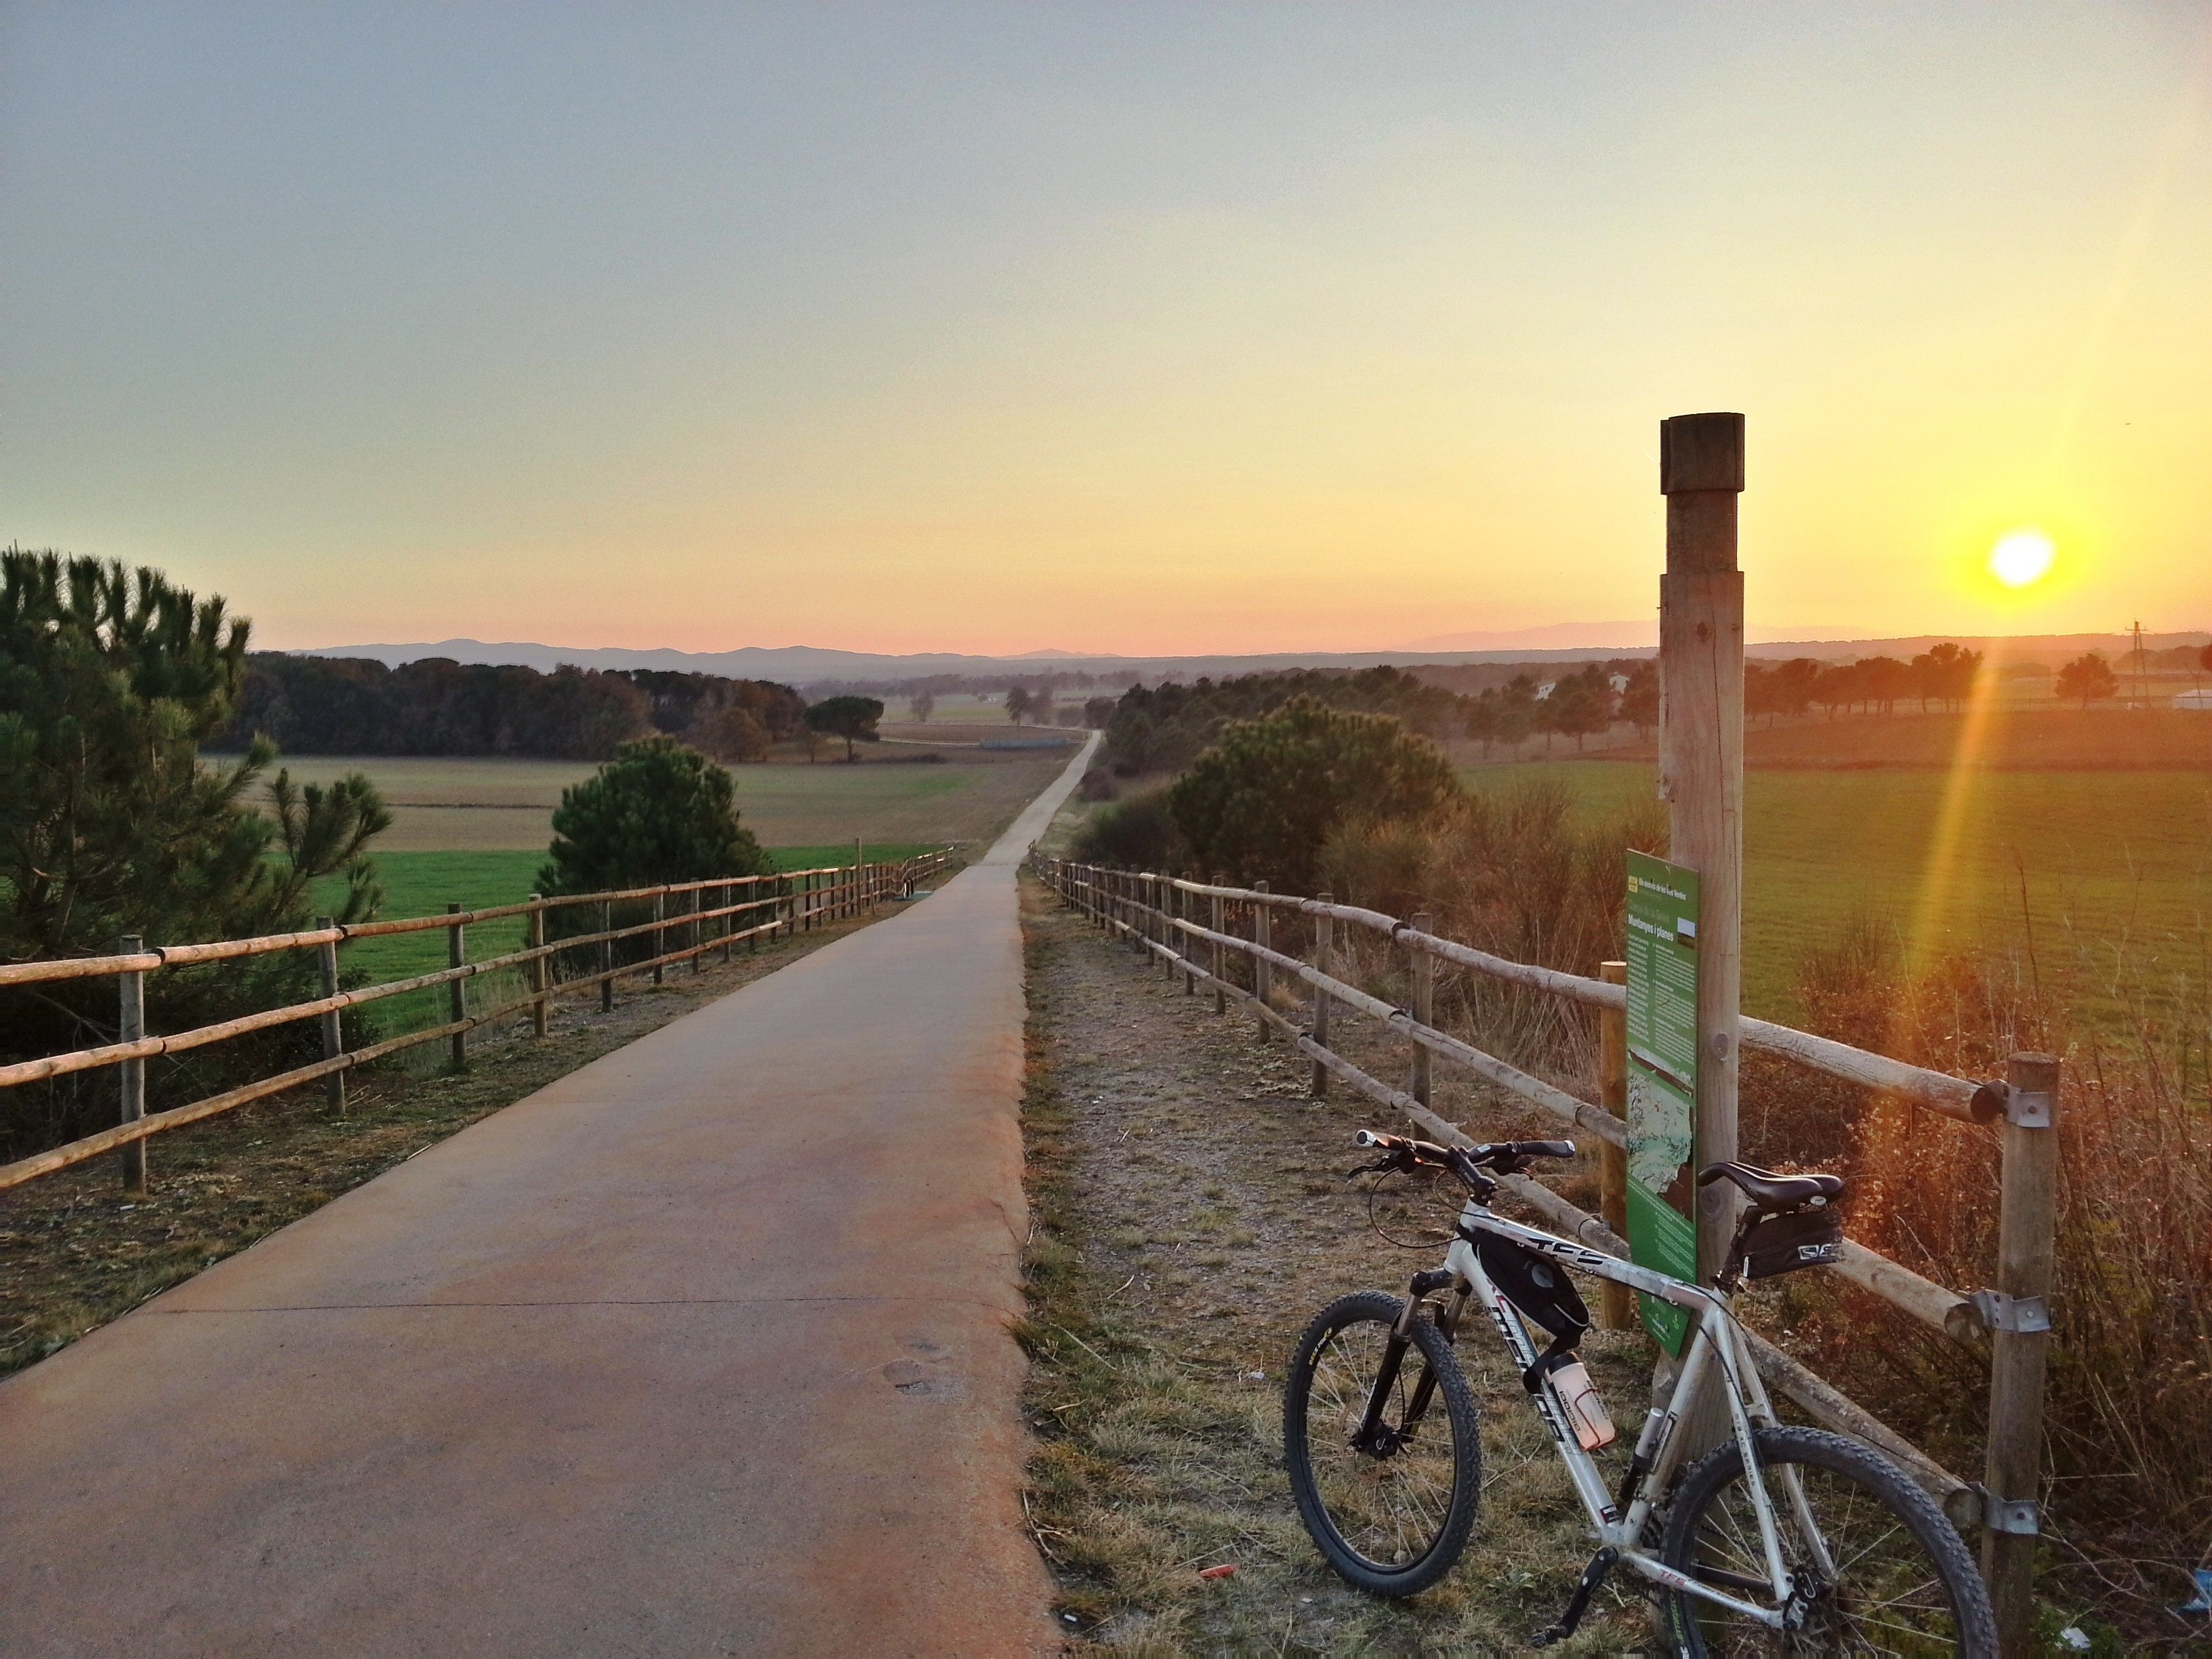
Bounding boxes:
1282 1290 1479 1597
1658 1425 1996 1656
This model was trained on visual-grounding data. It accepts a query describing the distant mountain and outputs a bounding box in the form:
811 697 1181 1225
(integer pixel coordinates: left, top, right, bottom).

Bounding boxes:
294 628 2209 687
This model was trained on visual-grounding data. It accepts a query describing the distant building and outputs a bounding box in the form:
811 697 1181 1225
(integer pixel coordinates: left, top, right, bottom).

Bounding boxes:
2177 689 2212 711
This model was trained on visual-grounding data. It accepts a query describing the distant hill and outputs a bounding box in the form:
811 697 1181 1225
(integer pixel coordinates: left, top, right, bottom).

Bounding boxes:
294 629 2209 688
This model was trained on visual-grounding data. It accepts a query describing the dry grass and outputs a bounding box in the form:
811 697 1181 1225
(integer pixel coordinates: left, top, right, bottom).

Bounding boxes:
1018 878 1659 1655
0 906 891 1378
1757 922 2212 1650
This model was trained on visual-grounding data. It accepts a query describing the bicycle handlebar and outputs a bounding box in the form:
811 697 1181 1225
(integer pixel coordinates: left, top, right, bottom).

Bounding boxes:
1352 1130 1576 1181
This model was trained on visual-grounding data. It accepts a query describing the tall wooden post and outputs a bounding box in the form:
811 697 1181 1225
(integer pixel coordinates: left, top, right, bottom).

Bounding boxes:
1310 896 1333 1095
1597 960 1631 1329
1211 893 1227 1014
1253 882 1273 1039
1984 1052 2061 1650
447 903 468 1069
317 916 348 1111
118 935 147 1193
1659 411 1746 1288
599 899 615 1011
526 899 549 1038
1409 914 1433 1108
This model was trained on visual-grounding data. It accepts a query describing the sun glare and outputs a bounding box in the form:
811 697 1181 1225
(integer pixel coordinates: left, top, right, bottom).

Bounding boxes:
1989 529 2056 589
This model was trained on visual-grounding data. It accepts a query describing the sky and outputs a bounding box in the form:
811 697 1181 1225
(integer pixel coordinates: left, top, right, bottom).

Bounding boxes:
4 3 2211 658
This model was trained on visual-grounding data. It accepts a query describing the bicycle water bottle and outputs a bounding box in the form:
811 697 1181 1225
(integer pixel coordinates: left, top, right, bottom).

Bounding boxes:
1551 1359 1616 1451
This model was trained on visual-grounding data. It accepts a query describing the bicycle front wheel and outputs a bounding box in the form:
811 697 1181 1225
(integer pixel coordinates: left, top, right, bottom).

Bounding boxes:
1658 1425 1996 1656
1282 1290 1479 1597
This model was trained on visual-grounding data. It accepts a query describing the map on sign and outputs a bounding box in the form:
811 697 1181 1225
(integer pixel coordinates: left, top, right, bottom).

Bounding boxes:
1625 850 1700 1355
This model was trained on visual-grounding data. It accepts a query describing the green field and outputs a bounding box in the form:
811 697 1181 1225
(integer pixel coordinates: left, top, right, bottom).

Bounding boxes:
1460 760 2212 1018
310 843 941 1036
271 749 1071 853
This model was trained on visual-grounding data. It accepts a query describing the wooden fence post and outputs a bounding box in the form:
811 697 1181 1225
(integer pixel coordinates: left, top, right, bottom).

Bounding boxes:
118 935 147 1194
1409 914 1433 1107
1598 960 1631 1330
1180 884 1196 995
652 890 666 985
525 899 549 1038
317 915 348 1112
723 882 736 963
1310 896 1332 1095
1253 882 1272 1039
854 838 863 915
600 899 615 1011
447 903 468 1069
1984 1052 2061 1650
1659 411 1746 1292
1211 893 1226 1014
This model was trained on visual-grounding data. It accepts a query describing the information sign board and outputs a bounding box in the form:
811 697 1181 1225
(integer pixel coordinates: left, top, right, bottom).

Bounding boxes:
1625 851 1700 1353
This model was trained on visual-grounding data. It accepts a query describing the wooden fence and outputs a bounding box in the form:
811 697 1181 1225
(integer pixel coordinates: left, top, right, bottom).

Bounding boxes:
0 847 957 1195
1036 855 2059 1622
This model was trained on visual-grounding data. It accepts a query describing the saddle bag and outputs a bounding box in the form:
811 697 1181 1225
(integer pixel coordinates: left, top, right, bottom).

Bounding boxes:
1740 1206 1844 1279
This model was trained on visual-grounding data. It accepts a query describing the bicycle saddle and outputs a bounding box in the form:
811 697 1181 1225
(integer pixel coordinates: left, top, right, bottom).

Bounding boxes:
1697 1161 1844 1211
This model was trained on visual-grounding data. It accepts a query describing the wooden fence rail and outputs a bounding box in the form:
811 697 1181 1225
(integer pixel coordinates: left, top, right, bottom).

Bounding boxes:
0 849 957 1194
1035 855 2058 1614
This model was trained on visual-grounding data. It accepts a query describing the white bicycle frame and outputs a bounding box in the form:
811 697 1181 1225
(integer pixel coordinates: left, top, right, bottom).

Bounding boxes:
1441 1198 1839 1629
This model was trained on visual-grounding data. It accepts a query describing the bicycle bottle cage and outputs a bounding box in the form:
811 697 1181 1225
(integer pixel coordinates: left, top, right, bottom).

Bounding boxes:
1739 1206 1843 1279
1471 1233 1591 1389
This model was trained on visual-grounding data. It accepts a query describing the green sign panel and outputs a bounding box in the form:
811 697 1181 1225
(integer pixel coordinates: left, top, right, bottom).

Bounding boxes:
1625 851 1700 1354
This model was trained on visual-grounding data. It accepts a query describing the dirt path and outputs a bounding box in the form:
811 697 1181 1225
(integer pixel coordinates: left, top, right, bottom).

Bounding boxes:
0 741 1094 1659
1018 879 1658 1656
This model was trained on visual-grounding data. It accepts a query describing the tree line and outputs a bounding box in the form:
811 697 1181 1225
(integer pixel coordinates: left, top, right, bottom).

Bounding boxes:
216 653 813 762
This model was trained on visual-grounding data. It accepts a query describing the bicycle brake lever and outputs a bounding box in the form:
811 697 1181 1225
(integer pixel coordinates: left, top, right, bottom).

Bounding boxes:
1346 1157 1394 1179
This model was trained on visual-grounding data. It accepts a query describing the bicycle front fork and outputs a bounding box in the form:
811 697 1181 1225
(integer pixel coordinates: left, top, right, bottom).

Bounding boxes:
1353 1271 1467 1453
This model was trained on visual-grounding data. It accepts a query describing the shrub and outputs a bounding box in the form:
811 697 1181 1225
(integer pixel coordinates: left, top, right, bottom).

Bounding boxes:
537 736 773 895
1071 787 1181 870
1168 696 1460 892
1753 922 2212 1637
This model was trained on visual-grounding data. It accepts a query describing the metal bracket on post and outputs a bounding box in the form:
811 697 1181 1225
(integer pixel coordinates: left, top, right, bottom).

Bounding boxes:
1969 1078 2054 1129
1952 1483 2040 1536
1967 1290 2052 1335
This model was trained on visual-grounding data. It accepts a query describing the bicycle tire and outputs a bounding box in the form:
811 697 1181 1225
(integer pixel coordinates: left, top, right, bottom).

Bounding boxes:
1658 1425 1997 1657
1283 1290 1480 1597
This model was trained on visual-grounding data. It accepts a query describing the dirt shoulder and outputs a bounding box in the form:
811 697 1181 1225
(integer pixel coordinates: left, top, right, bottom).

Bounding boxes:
0 905 901 1378
1017 876 1657 1655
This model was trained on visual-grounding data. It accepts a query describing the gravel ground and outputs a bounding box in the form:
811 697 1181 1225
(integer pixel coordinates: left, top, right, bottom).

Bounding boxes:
1018 876 1661 1656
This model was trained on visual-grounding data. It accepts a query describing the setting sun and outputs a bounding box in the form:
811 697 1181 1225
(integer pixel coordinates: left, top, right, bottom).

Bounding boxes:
1989 529 2057 589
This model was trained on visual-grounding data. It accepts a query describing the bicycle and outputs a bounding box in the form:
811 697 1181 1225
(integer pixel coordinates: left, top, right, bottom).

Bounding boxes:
1283 1130 1997 1654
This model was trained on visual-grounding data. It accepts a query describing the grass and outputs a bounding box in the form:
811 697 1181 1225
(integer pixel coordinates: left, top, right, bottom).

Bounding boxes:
310 844 941 1032
1458 759 2212 1019
272 747 1071 851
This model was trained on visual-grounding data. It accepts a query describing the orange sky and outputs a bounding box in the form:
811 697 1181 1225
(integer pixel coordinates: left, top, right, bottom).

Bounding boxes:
4 5 2209 656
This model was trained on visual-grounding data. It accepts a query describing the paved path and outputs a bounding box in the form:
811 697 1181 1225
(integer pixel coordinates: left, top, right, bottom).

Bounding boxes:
0 738 1094 1658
